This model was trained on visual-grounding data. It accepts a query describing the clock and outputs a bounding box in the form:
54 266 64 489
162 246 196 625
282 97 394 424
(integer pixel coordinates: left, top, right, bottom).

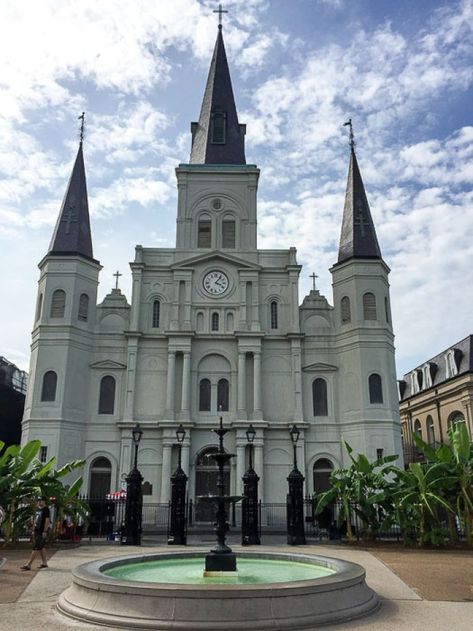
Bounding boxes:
203 270 229 296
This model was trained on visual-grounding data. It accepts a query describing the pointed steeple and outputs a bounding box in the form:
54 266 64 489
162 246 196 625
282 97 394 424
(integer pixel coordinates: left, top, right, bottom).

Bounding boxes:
337 147 382 264
48 141 94 261
190 25 246 164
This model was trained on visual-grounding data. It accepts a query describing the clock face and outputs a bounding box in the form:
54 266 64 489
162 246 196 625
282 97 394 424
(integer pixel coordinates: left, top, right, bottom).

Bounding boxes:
203 270 229 296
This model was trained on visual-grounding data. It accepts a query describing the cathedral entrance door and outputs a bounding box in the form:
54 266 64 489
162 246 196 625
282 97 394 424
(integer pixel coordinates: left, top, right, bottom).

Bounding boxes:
195 446 230 522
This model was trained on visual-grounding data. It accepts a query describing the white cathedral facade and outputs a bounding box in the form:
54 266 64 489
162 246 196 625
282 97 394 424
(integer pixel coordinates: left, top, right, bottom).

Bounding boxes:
22 26 402 507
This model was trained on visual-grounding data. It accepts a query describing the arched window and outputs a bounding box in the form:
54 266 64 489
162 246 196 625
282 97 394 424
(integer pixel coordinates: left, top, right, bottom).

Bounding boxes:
270 301 278 329
211 110 226 144
313 458 334 494
198 218 212 248
89 457 112 498
35 293 43 322
78 293 89 322
369 373 383 404
341 296 351 324
217 378 229 411
448 411 466 429
199 378 211 412
152 300 160 328
98 376 116 414
427 415 435 446
414 419 422 439
312 378 328 416
222 219 235 248
363 292 377 320
211 312 219 331
41 371 57 402
50 289 66 318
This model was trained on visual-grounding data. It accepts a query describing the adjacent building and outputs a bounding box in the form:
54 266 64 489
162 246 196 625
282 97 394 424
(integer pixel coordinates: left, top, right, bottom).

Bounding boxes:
0 356 28 449
398 335 473 464
22 25 402 509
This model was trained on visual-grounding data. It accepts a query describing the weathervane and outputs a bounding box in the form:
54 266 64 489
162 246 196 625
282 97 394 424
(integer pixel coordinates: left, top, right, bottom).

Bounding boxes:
78 112 86 143
213 3 228 28
310 273 318 291
113 270 122 290
343 118 355 151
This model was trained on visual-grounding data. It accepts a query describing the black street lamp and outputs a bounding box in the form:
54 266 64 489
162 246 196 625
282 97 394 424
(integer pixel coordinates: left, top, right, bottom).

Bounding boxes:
168 423 188 545
241 423 260 545
122 424 143 546
286 424 306 545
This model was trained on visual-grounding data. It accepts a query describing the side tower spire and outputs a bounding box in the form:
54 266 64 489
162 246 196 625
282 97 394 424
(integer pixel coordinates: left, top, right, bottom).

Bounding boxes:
49 114 94 260
337 121 382 264
190 21 246 164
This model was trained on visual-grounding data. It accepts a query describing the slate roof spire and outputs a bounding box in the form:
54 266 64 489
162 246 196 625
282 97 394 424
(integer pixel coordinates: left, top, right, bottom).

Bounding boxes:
337 137 382 264
190 24 246 164
48 137 94 261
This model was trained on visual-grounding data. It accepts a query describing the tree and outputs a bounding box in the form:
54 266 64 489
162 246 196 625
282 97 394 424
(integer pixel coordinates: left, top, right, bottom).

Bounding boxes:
0 439 85 544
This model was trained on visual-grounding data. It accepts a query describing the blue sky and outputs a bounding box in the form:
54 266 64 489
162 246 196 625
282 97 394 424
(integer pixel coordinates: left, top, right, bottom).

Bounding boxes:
0 0 472 377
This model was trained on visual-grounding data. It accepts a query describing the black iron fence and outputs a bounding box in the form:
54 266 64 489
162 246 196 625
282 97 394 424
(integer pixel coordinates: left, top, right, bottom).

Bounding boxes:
60 496 466 545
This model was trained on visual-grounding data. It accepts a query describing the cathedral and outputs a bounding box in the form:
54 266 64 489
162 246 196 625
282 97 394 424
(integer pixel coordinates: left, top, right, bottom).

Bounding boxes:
22 25 402 508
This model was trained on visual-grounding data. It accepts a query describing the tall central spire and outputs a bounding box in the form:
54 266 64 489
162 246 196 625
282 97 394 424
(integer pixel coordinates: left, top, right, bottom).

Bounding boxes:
190 25 246 164
337 145 382 264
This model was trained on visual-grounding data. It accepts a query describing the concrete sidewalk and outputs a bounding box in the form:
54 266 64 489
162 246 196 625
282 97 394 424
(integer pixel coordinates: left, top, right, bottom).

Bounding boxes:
1 540 472 630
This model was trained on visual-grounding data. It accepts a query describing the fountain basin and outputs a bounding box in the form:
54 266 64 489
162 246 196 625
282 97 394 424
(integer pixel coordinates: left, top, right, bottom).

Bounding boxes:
57 551 379 630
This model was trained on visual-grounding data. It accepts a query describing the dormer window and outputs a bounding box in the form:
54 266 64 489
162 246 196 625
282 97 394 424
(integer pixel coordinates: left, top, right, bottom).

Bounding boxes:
446 350 457 378
211 111 226 144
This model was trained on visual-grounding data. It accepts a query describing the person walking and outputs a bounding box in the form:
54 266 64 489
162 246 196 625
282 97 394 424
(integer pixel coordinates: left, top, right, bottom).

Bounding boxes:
20 497 50 570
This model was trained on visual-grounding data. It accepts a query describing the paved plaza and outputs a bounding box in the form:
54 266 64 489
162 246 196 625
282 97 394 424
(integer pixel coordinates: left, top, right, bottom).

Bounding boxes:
1 538 472 630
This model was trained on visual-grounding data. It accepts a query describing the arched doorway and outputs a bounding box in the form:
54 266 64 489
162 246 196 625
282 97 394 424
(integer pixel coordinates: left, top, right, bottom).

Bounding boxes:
313 458 334 529
195 446 230 522
89 457 112 497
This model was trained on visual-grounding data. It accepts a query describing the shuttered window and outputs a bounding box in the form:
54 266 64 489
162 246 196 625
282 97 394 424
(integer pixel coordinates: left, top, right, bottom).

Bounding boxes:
211 111 226 144
363 292 377 320
198 220 211 247
50 290 66 318
222 220 235 248
211 312 219 331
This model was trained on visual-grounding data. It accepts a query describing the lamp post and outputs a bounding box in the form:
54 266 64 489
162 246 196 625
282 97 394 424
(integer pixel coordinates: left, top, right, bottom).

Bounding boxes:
168 423 188 545
286 424 306 545
241 424 260 545
122 424 143 545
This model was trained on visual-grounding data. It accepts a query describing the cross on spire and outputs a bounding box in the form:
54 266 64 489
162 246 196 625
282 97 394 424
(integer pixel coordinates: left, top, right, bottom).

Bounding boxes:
343 118 355 151
354 209 370 237
213 3 228 28
310 273 318 291
113 270 122 290
78 112 86 144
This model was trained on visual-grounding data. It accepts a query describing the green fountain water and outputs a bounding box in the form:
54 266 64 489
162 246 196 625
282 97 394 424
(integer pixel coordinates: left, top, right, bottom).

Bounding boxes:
103 556 335 585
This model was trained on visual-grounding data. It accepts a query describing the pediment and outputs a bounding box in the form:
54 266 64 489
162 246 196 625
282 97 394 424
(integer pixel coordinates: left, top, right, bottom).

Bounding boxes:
302 362 338 372
90 360 127 369
171 250 261 271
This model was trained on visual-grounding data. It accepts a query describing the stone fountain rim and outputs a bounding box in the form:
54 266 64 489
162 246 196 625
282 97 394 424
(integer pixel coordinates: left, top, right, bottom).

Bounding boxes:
71 550 366 594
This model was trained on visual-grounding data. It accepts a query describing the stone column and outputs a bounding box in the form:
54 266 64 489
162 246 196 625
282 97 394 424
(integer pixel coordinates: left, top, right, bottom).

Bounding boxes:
130 264 143 331
237 351 246 417
254 442 264 504
291 339 303 422
238 279 247 329
236 443 246 494
184 279 192 329
253 351 262 418
124 336 139 421
182 441 190 478
160 443 172 503
166 351 176 418
181 351 191 415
